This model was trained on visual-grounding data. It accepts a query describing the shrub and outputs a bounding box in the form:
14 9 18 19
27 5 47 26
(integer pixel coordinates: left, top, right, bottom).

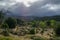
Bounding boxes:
1 23 9 30
5 17 17 29
16 19 24 26
29 28 35 34
2 30 9 36
55 24 60 36
50 20 56 28
39 21 46 28
1 23 9 36
31 20 39 28
0 11 4 19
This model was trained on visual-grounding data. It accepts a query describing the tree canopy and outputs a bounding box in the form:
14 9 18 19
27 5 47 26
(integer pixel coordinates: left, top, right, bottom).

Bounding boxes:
5 17 17 29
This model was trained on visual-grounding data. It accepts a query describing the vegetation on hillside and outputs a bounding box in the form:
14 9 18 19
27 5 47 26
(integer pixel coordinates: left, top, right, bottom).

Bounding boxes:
0 10 60 40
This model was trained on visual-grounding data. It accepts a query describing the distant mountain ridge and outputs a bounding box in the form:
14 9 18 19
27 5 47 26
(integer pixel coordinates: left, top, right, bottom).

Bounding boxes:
8 15 60 21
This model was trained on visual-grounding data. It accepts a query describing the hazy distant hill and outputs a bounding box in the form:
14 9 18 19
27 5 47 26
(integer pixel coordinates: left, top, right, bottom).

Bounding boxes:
8 15 60 21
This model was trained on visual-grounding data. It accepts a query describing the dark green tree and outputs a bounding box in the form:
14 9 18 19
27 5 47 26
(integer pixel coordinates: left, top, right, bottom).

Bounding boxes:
1 23 9 36
1 23 9 30
0 11 4 19
55 24 60 36
5 17 17 29
31 20 39 34
29 28 35 34
16 19 24 26
0 11 5 25
31 21 38 27
46 20 51 26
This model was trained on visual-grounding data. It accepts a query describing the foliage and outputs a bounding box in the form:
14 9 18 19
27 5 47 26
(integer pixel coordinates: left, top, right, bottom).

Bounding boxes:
55 24 60 36
1 30 9 36
0 11 5 19
39 21 47 28
31 20 39 27
0 37 13 40
50 20 56 28
1 23 9 36
0 11 5 25
5 17 17 29
1 23 9 29
0 11 60 39
29 28 35 34
16 19 24 26
46 20 51 26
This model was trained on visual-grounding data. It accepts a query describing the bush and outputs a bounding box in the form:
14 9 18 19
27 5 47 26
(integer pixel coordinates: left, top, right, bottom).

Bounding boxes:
50 20 56 28
39 21 47 28
5 17 17 29
29 28 35 34
2 31 9 36
0 11 4 19
1 23 9 29
1 23 9 36
16 19 24 26
55 24 60 36
31 20 39 28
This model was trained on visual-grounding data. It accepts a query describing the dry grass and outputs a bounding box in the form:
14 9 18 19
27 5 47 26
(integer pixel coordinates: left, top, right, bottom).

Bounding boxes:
0 34 33 40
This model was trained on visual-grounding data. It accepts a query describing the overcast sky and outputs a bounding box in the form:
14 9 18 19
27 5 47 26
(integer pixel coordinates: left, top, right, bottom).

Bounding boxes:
0 0 60 16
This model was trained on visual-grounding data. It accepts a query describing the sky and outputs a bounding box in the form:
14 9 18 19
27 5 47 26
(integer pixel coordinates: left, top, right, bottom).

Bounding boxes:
0 0 60 16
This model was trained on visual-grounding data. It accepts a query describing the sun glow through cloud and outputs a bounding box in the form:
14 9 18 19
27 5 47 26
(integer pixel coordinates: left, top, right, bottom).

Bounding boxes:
15 0 38 7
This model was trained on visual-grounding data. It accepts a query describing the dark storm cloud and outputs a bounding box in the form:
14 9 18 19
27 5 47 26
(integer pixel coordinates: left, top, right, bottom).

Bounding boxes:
27 0 60 16
0 0 60 16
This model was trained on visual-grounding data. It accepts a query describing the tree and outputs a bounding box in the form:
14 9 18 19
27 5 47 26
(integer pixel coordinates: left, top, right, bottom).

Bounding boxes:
31 20 39 34
39 21 47 34
5 17 17 29
29 28 35 34
0 11 4 19
31 20 38 28
16 19 24 26
1 23 9 30
50 20 56 28
46 20 51 26
0 11 5 25
55 24 60 36
39 21 47 28
1 23 9 36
